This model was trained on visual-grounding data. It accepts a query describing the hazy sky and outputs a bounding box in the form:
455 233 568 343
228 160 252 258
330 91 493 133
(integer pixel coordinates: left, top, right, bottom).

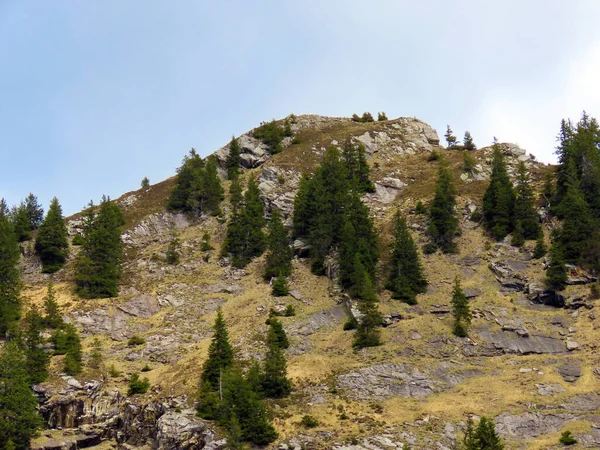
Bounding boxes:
2 1 600 215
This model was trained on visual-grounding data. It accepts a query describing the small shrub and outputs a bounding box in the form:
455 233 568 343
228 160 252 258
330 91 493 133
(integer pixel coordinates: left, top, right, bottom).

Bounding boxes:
427 150 440 162
484 241 492 251
277 174 285 185
343 317 358 330
128 335 146 346
301 415 319 428
291 136 301 145
289 114 297 124
200 232 213 251
141 364 152 372
361 112 374 122
72 234 84 246
88 338 103 369
377 112 388 121
339 412 349 420
533 235 547 259
284 304 296 317
271 274 289 297
141 177 150 188
128 372 150 396
469 210 482 222
415 201 427 215
351 113 361 122
253 120 287 154
559 430 577 445
310 258 325 275
423 243 437 255
462 152 475 172
108 364 121 377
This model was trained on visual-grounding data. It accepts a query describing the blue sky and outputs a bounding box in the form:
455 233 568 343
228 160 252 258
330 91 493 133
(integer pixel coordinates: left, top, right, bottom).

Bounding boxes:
2 1 600 215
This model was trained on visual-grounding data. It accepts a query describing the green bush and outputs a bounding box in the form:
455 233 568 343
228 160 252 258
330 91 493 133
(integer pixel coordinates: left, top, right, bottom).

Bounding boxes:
423 243 437 255
428 150 440 162
72 234 84 246
463 152 475 172
343 317 357 330
271 274 289 297
141 177 150 188
108 364 121 377
284 305 296 316
361 112 374 122
301 415 319 428
377 112 388 121
128 335 146 346
141 364 152 372
415 201 427 215
128 372 150 395
201 233 213 251
291 136 301 145
559 430 577 445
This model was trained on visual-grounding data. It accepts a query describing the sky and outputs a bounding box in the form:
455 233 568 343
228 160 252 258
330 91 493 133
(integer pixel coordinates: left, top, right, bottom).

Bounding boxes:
2 1 600 215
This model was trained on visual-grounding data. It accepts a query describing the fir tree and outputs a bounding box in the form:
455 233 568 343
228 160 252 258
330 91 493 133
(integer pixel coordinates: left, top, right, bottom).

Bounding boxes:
189 155 224 216
483 144 516 240
463 152 475 172
264 208 292 280
226 136 241 180
262 322 291 398
43 280 62 329
196 380 220 420
271 274 289 297
533 235 547 259
292 174 312 238
0 204 21 335
35 197 69 273
12 203 31 242
386 211 427 304
463 131 476 151
0 340 43 449
245 359 265 398
511 220 525 247
75 197 124 298
168 148 204 212
445 125 457 148
141 177 150 188
24 308 49 384
201 308 234 387
229 177 243 212
463 417 478 450
546 243 567 290
451 277 470 337
342 141 375 193
223 177 266 267
165 233 181 265
474 417 504 449
52 323 82 376
513 162 541 240
266 317 289 350
24 193 44 230
428 162 459 253
353 300 382 349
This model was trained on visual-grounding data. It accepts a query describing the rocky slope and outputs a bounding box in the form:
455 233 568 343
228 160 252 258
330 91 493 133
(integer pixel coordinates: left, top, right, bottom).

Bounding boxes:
20 115 600 450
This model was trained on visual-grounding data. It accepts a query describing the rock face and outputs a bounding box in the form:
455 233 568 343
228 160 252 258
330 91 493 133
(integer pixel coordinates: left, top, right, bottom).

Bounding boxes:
495 412 576 440
477 328 565 354
489 260 528 292
121 212 189 247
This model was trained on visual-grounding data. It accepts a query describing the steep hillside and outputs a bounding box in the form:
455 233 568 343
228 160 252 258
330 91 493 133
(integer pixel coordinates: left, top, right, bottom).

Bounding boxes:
22 115 600 450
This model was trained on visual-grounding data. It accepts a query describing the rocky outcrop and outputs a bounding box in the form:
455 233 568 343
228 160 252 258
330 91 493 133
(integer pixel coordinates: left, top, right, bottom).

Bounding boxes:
489 260 528 292
121 212 189 247
495 412 576 440
477 328 566 354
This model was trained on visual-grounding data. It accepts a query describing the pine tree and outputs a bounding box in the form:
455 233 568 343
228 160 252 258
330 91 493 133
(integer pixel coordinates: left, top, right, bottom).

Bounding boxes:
226 137 241 180
546 243 567 290
513 162 541 240
428 162 459 253
463 417 478 450
52 323 82 376
24 308 49 384
188 155 224 216
201 308 234 387
43 280 62 329
0 204 21 335
463 131 477 151
165 233 181 265
475 417 504 449
24 194 44 230
223 177 266 267
386 211 427 304
511 220 525 247
445 125 457 148
342 141 375 193
533 235 547 259
229 177 243 213
168 148 205 212
264 208 292 280
35 197 69 273
12 203 31 242
271 274 289 297
353 300 382 349
75 197 124 298
262 321 291 398
141 177 150 188
483 144 516 240
451 277 470 337
0 340 43 449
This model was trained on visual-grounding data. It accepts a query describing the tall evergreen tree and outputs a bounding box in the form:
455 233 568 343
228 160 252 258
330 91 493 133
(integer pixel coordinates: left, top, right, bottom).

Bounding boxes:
0 340 43 449
342 141 375 193
24 194 44 230
428 162 459 253
292 174 312 239
75 197 124 298
0 204 21 335
168 148 205 212
266 317 289 350
201 308 234 387
43 280 62 329
386 211 427 304
264 208 293 280
483 144 516 240
463 131 477 151
445 125 457 148
474 417 504 449
188 155 224 216
35 197 69 273
262 320 291 398
229 176 243 213
513 162 541 240
226 137 241 180
451 277 470 337
52 323 82 376
24 308 49 384
12 203 32 242
223 177 266 267
546 240 568 290
353 298 382 349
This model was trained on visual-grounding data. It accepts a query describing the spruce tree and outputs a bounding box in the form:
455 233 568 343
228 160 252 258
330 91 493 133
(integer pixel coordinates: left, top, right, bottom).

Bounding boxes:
428 162 459 253
75 197 123 298
342 141 375 193
0 340 43 449
463 131 476 151
445 125 457 148
511 220 525 247
546 243 567 290
24 308 49 384
451 277 470 337
13 203 31 242
229 177 243 212
264 208 292 280
292 174 312 238
475 417 504 449
35 197 69 273
24 193 44 230
271 274 289 297
262 320 291 398
52 323 82 376
0 204 21 335
196 380 220 420
483 144 516 240
513 162 541 240
141 177 150 188
43 280 62 329
168 148 204 212
200 308 234 387
165 234 181 265
245 359 265 398
223 177 266 267
386 211 427 304
226 137 241 180
266 317 289 350
189 155 224 216
353 299 382 349
533 235 547 259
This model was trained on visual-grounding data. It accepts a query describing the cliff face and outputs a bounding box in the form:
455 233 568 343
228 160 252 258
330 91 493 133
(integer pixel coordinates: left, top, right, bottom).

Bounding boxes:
24 115 600 450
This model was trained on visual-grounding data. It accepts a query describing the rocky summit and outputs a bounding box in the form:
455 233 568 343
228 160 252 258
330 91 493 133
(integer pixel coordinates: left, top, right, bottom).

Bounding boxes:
10 114 600 449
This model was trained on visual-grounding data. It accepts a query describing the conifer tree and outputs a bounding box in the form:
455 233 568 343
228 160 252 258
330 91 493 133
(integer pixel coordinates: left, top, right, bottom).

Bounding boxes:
428 162 459 253
377 112 388 121
271 274 289 297
0 204 21 335
483 144 516 240
229 177 243 212
511 220 525 247
445 125 457 148
353 300 382 349
75 197 123 298
35 197 69 273
264 208 292 280
141 177 150 188
24 308 49 384
342 141 375 193
533 235 547 259
43 280 62 329
189 155 224 216
546 243 567 290
13 203 33 242
266 317 289 350
223 177 266 267
292 174 312 238
196 380 220 420
201 308 234 387
463 131 477 151
165 233 181 265
24 193 44 230
451 277 470 337
52 323 82 376
474 417 504 449
262 320 291 398
245 359 265 397
386 211 427 304
0 340 43 449
168 148 205 212
226 136 241 180
513 162 541 240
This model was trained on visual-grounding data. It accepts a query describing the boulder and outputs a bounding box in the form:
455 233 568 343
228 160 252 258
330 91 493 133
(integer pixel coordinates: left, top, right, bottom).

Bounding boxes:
532 290 566 308
556 360 582 382
495 412 576 440
535 384 565 396
489 261 527 292
565 264 597 285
